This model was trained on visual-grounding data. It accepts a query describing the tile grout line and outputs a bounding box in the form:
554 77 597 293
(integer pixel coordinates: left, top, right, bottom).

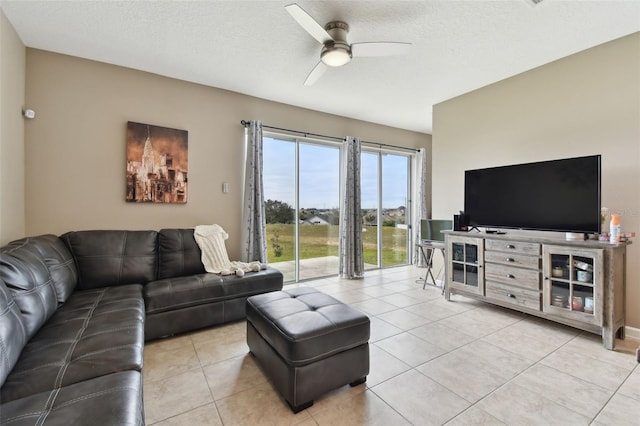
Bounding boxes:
143 266 638 425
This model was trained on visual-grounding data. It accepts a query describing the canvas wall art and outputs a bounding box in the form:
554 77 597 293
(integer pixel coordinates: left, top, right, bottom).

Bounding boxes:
126 121 188 204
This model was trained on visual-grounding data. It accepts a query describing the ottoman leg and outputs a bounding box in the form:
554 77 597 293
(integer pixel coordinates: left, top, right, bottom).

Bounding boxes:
288 399 313 414
349 376 367 387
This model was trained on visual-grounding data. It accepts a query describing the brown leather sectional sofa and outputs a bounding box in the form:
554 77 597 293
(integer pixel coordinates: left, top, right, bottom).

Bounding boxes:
0 229 283 425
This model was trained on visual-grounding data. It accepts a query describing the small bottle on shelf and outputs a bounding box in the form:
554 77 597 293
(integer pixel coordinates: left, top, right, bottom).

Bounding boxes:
609 214 621 244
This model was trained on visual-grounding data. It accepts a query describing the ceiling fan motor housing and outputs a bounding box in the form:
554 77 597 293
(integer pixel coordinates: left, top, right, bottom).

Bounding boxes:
321 21 352 66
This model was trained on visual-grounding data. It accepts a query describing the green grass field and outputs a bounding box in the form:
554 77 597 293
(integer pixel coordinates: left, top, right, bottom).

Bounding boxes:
266 224 408 267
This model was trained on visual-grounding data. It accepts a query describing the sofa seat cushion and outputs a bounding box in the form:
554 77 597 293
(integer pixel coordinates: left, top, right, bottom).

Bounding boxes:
1 285 144 402
246 287 370 367
0 370 143 425
144 267 284 315
144 274 224 315
220 267 285 297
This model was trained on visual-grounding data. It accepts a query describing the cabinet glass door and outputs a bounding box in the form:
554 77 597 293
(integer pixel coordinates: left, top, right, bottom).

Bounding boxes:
448 237 484 296
543 247 602 326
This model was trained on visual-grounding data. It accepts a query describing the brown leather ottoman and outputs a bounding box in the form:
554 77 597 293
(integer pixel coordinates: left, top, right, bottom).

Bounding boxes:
246 287 370 413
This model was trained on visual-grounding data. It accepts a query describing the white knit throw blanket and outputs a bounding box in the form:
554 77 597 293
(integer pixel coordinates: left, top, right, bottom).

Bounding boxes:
194 224 266 276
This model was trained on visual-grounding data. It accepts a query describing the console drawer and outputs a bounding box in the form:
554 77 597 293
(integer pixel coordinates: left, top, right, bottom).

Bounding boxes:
485 251 540 269
486 281 541 311
485 263 540 290
485 239 540 256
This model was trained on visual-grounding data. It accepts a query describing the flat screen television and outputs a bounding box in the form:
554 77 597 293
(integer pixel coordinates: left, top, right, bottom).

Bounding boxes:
464 155 601 234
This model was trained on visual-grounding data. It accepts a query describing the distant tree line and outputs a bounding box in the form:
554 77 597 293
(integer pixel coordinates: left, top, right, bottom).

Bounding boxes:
265 199 405 226
265 199 294 224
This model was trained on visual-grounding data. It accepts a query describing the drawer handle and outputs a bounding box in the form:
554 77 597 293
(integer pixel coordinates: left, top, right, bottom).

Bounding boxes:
505 257 515 262
506 293 516 298
506 244 516 249
506 274 516 279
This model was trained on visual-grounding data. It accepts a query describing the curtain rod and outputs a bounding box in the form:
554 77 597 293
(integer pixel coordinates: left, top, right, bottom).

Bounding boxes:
240 120 420 153
240 120 344 142
360 140 420 153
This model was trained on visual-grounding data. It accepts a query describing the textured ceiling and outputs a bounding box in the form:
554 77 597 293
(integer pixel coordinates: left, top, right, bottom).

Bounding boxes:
1 0 639 133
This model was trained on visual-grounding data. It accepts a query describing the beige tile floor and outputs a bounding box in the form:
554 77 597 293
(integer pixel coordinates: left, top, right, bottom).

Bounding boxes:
143 266 640 425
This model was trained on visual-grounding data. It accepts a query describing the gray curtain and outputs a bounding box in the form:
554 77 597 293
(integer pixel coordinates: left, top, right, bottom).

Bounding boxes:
240 120 267 263
339 137 364 279
413 148 428 265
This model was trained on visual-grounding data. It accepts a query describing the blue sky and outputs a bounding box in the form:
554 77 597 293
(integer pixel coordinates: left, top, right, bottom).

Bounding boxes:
263 137 409 209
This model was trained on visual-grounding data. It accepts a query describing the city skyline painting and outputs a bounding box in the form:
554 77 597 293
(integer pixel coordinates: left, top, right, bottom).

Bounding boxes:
126 121 188 204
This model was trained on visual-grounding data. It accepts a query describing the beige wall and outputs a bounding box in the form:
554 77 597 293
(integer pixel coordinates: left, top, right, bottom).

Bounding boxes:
432 33 640 328
0 9 26 245
23 49 430 258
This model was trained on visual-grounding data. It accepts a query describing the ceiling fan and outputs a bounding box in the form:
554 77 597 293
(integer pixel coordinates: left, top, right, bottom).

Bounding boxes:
285 3 412 86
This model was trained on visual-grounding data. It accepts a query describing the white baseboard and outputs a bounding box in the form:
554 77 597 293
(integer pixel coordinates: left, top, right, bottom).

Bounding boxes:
625 325 640 340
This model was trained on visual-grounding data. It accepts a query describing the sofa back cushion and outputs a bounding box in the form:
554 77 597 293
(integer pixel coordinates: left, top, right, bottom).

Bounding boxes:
0 278 28 387
0 237 59 340
62 230 158 290
26 234 77 304
157 228 205 279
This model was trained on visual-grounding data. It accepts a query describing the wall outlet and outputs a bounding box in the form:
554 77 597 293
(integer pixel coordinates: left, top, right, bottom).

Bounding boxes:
222 182 229 193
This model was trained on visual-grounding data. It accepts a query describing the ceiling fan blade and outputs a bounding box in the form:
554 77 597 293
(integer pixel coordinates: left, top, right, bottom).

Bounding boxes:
304 62 328 86
285 4 333 44
351 42 412 57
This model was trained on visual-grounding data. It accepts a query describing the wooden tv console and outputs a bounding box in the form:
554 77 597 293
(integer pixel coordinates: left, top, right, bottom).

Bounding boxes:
443 231 629 350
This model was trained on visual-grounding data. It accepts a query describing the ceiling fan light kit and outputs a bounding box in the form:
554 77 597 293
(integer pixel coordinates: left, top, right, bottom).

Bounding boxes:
321 43 351 67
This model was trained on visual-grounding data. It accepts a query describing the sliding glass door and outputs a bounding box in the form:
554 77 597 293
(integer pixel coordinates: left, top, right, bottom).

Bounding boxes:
298 142 340 279
263 135 340 282
263 137 296 281
382 153 410 266
361 152 379 270
361 149 412 269
264 135 413 282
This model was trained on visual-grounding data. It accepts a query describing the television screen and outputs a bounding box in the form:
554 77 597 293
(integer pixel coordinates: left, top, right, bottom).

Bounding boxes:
464 155 601 234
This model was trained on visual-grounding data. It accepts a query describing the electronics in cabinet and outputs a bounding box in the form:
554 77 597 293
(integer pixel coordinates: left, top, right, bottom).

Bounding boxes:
453 213 468 231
